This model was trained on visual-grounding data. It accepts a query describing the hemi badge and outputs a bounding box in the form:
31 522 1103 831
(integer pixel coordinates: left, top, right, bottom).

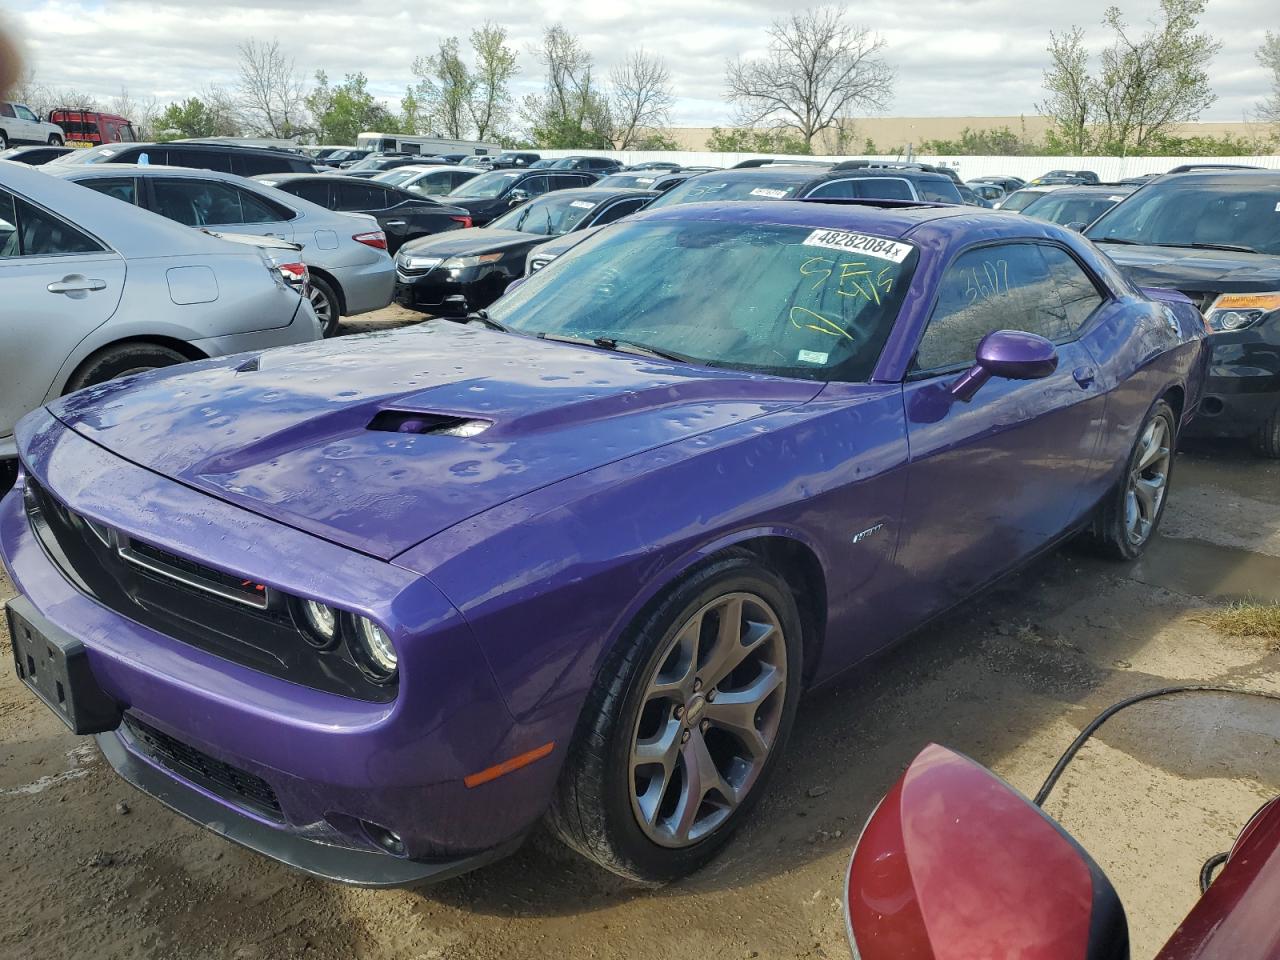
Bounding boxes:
852 523 884 544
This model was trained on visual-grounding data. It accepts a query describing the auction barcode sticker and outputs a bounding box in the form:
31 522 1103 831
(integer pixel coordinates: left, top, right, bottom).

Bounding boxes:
801 229 912 263
750 187 789 199
570 201 597 209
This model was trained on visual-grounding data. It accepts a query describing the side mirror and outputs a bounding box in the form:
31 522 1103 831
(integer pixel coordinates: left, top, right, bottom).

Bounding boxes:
1065 221 1088 232
507 189 530 206
949 330 1058 401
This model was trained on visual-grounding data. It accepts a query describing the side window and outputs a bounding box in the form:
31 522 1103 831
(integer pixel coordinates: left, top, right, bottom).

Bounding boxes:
1041 246 1105 330
913 243 1066 372
165 149 233 173
152 178 243 226
521 176 551 196
290 180 332 207
0 103 14 119
918 179 962 203
592 197 649 225
236 187 294 223
81 177 138 205
335 182 381 211
856 178 914 201
370 186 402 209
0 190 104 258
14 105 38 122
232 153 289 177
805 180 856 200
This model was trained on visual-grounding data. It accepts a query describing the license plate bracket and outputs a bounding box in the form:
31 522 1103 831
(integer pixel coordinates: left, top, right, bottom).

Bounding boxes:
6 595 121 734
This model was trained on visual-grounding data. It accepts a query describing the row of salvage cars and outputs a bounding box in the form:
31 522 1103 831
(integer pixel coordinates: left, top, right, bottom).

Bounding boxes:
2 147 1279 958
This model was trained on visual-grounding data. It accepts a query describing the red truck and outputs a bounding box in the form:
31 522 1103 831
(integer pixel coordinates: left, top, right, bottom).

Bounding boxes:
47 110 137 146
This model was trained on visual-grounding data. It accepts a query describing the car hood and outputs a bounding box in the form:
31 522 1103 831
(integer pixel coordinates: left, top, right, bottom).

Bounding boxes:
49 323 819 559
399 227 541 258
1095 243 1280 294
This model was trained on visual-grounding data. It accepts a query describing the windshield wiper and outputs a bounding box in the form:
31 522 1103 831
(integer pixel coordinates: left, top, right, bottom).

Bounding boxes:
1150 241 1261 254
463 309 513 333
1093 237 1143 245
536 333 689 363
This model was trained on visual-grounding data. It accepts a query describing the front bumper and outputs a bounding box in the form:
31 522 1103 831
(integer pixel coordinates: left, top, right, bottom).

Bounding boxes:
393 269 470 315
1184 335 1280 438
0 410 564 883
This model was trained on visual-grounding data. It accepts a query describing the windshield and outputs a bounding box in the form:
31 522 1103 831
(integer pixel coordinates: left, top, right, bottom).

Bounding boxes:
1023 193 1124 227
50 144 121 165
488 194 600 235
1087 176 1280 255
488 218 917 381
999 189 1048 212
375 168 420 187
598 173 661 189
450 170 521 198
646 174 809 209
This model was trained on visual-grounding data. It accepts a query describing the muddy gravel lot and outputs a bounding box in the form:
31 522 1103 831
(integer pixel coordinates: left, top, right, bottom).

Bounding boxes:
2 309 1278 960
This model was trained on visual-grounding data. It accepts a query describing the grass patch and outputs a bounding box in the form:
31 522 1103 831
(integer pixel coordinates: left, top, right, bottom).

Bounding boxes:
1203 602 1280 648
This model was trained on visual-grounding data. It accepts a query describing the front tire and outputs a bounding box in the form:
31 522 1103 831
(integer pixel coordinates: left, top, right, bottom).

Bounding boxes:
0 131 8 150
1251 405 1280 459
549 553 803 882
1087 399 1176 560
64 343 189 393
48 134 63 146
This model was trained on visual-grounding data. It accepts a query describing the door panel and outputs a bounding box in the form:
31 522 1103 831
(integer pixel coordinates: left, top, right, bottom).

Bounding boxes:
0 189 126 441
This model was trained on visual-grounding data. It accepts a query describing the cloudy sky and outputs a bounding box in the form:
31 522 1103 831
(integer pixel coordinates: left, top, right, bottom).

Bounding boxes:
2 0 1273 127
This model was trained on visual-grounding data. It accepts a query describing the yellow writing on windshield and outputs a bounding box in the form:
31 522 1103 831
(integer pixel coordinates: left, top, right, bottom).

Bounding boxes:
790 306 855 341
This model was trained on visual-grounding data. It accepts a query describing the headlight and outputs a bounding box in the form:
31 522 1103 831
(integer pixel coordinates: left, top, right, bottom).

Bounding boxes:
353 617 398 681
1205 292 1280 332
300 599 337 646
442 252 503 271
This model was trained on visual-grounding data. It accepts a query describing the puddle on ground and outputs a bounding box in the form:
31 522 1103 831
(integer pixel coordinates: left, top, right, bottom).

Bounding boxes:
1130 535 1280 603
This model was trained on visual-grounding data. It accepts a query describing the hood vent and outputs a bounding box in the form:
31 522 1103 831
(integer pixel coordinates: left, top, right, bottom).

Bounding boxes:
367 410 491 438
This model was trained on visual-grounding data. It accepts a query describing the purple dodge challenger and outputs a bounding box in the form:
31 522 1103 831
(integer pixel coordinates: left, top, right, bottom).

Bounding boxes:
2 200 1207 885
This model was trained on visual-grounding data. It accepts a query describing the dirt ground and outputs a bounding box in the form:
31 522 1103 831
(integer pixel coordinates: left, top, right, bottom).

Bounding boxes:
2 311 1278 959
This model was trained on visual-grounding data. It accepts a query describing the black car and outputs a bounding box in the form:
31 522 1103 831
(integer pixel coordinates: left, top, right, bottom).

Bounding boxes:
1086 169 1280 456
394 187 654 315
51 141 317 176
624 161 682 172
544 155 622 174
442 168 600 226
1031 169 1099 185
970 174 1026 193
955 183 993 207
342 154 431 174
316 149 372 168
595 170 689 192
645 163 964 209
0 144 74 165
253 174 473 253
1019 184 1135 229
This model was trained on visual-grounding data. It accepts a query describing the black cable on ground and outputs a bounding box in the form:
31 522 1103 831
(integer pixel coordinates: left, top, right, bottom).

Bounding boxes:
1199 851 1229 893
1033 684 1280 808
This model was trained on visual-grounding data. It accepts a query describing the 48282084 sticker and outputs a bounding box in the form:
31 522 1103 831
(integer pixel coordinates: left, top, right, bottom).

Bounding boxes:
801 229 912 263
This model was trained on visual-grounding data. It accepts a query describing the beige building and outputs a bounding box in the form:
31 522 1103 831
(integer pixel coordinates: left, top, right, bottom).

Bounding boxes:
668 116 1275 153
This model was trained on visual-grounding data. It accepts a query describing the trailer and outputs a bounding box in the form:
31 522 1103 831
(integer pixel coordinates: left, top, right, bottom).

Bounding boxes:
355 133 502 157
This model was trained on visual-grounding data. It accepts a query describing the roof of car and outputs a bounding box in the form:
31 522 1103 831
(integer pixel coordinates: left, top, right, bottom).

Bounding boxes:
1156 168 1280 182
1028 184 1136 197
46 163 237 179
251 172 386 184
526 187 656 201
634 198 999 240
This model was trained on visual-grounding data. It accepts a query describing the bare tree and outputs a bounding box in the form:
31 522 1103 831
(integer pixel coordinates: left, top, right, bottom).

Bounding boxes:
235 39 308 138
1258 31 1280 126
609 49 674 149
725 6 894 150
1038 27 1093 153
468 22 518 141
522 25 612 148
12 69 99 117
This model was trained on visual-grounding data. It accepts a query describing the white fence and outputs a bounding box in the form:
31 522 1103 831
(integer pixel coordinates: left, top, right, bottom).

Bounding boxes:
535 149 1280 181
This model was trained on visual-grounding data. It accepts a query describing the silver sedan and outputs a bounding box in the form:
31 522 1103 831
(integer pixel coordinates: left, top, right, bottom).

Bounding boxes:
0 158 320 479
47 164 395 336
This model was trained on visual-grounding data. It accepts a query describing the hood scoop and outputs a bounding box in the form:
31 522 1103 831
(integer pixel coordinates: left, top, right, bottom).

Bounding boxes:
367 410 492 438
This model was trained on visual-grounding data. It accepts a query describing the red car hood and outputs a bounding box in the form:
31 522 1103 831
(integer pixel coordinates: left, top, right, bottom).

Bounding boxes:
48 323 818 559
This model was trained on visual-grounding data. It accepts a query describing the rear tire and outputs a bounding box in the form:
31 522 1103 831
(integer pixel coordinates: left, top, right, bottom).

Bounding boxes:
548 553 803 883
0 131 8 150
48 134 63 146
64 343 189 394
308 275 342 337
1086 399 1176 560
1251 406 1280 459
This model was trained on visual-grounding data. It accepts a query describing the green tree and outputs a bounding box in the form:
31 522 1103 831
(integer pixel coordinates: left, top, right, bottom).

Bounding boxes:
468 22 519 141
919 124 1046 156
306 71 399 144
153 96 239 140
409 22 518 142
522 25 613 148
705 126 812 154
1038 0 1221 156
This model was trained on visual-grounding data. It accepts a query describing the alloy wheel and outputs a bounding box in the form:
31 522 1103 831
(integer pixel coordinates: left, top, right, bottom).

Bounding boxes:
628 591 788 848
1125 417 1171 545
308 285 334 326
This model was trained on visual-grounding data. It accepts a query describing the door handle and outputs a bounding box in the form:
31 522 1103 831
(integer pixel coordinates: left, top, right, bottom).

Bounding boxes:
384 220 407 227
47 276 107 296
1073 365 1096 388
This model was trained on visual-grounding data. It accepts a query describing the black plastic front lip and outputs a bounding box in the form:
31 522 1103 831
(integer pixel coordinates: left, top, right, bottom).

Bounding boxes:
96 730 525 888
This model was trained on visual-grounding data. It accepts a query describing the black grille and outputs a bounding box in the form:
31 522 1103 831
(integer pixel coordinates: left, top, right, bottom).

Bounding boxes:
123 714 283 821
22 477 396 702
